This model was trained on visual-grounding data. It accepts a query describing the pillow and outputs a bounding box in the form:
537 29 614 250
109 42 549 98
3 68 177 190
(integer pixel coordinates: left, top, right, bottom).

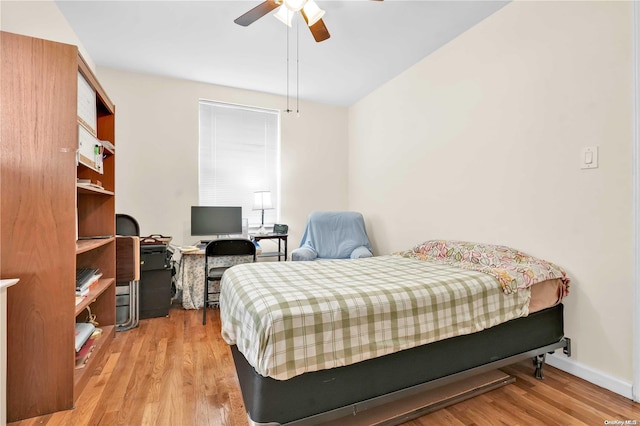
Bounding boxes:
403 240 570 295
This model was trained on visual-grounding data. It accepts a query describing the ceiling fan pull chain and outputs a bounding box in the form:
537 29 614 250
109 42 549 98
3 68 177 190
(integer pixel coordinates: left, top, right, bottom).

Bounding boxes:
286 20 291 114
296 15 300 117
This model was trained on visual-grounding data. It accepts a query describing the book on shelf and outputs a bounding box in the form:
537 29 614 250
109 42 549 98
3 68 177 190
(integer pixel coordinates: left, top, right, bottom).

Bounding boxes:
75 322 95 352
76 273 102 296
76 269 102 292
76 287 90 297
75 338 95 369
76 273 101 292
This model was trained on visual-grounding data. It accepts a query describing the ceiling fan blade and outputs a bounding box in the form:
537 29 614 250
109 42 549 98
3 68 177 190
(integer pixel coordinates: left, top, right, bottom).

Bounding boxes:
301 10 330 43
234 0 280 27
308 19 330 42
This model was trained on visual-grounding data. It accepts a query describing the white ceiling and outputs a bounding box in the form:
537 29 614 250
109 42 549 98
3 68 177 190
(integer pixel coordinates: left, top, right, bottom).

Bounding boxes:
55 0 508 107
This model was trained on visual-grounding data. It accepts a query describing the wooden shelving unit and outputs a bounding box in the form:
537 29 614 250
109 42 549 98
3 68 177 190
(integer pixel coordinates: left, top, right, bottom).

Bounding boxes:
1 32 117 421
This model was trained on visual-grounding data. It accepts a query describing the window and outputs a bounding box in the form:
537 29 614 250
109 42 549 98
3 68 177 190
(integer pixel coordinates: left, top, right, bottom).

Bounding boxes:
198 100 280 229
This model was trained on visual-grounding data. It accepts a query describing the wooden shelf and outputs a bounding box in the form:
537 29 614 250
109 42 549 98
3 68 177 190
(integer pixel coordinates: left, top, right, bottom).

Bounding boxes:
75 278 115 316
77 183 114 196
73 52 116 407
76 237 115 254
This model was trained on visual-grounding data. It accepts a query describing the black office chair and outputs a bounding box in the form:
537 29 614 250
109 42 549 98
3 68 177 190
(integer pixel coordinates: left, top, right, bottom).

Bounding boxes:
116 213 140 236
203 238 256 325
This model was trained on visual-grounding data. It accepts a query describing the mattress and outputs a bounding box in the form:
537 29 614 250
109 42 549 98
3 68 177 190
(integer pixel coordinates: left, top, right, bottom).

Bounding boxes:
220 254 564 381
231 304 567 425
529 278 564 313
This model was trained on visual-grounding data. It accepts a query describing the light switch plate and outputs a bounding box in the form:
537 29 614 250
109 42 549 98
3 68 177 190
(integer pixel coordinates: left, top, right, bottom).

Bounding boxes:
581 146 598 169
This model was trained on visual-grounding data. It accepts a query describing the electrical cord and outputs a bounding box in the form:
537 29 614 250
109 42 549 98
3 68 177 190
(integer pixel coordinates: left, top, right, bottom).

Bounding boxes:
85 306 103 338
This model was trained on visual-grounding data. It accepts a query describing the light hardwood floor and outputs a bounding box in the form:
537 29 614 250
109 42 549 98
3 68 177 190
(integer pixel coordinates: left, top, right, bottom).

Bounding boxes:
9 306 640 426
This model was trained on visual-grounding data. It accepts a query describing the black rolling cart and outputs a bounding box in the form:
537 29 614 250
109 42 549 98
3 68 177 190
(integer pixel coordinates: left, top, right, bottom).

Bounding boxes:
139 236 173 319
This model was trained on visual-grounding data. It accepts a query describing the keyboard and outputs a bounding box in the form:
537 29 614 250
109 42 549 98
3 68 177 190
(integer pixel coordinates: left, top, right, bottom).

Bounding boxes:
76 268 100 290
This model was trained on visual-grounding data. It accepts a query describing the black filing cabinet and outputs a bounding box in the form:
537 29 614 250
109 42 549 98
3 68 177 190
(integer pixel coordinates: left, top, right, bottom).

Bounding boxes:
139 243 172 319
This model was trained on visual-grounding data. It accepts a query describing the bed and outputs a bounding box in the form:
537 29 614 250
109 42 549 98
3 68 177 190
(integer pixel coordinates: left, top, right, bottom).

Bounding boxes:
220 240 571 425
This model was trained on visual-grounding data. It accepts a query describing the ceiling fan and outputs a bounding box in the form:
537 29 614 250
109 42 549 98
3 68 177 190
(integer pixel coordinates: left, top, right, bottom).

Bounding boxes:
234 0 383 43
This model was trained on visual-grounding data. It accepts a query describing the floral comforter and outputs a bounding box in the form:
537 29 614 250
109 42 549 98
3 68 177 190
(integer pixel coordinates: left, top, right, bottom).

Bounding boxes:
396 240 570 295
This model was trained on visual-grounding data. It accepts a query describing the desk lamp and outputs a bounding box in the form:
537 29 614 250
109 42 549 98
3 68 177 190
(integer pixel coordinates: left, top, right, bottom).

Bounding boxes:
253 191 273 235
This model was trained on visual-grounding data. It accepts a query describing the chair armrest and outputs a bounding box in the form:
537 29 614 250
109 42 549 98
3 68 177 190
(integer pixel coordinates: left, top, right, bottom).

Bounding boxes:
350 245 373 259
291 247 318 261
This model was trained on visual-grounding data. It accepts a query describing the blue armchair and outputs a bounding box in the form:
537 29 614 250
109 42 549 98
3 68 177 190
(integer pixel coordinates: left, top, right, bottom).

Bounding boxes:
291 211 373 261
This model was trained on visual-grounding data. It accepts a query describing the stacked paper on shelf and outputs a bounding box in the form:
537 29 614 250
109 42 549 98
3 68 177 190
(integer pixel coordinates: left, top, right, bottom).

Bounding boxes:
77 71 97 135
76 268 102 296
74 322 95 352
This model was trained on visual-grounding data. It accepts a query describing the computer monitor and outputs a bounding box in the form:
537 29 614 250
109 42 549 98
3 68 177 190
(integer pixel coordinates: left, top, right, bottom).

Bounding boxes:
190 206 242 236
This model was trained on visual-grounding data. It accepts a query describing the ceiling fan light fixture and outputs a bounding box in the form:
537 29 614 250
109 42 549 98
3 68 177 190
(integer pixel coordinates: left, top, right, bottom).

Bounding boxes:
302 0 325 26
274 5 294 27
283 0 307 12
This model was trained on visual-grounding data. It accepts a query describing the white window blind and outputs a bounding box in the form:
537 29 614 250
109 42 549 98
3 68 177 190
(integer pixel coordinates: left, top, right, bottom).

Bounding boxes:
198 100 280 228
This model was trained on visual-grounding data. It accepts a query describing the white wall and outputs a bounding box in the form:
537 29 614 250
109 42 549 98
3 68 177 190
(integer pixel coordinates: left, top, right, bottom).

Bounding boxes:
97 67 349 249
0 0 94 70
349 0 634 390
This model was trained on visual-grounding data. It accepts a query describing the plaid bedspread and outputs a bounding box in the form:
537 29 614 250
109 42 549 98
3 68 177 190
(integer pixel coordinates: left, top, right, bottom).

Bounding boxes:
220 255 531 380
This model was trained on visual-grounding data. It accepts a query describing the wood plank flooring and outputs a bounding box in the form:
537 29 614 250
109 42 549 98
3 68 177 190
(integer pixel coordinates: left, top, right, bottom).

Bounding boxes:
9 305 640 426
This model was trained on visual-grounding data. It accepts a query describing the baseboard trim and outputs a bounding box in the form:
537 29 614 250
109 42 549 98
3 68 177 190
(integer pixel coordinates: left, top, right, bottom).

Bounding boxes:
546 353 634 400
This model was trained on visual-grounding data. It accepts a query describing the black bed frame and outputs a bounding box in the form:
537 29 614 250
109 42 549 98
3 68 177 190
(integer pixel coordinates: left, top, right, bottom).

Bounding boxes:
230 304 571 425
